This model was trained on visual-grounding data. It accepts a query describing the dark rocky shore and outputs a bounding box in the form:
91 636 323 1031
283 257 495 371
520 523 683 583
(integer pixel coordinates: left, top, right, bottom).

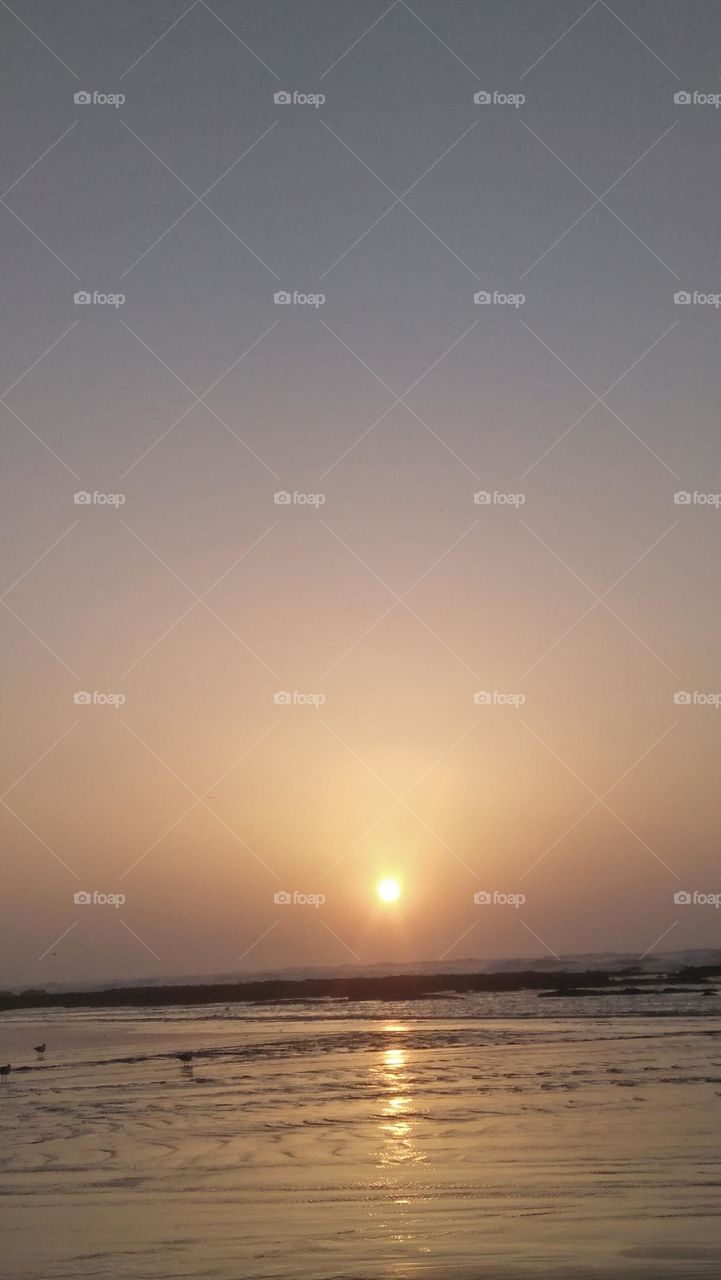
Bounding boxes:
1 962 719 1012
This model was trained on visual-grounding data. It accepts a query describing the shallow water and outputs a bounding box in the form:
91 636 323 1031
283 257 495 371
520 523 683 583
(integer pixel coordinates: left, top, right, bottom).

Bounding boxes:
1 998 721 1278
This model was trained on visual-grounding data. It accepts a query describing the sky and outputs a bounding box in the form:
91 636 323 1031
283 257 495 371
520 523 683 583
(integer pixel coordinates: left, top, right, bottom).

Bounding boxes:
2 0 721 987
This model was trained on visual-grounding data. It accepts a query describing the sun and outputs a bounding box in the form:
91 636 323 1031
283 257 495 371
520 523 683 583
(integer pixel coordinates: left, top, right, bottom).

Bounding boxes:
377 877 401 904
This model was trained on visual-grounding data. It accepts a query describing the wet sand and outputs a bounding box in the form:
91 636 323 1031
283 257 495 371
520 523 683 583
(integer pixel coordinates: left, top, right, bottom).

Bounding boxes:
1 1004 720 1278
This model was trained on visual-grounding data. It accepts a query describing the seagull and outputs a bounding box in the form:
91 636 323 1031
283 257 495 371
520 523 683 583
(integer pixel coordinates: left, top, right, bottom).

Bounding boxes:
34 1043 46 1054
0 1064 10 1082
175 1052 193 1064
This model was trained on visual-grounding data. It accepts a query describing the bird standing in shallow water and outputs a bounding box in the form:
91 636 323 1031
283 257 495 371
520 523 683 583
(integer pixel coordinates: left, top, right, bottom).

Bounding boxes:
0 1064 10 1082
34 1043 46 1054
176 1052 193 1064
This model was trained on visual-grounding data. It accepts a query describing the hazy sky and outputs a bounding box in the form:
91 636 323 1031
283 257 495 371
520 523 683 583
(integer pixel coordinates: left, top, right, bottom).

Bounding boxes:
2 0 721 986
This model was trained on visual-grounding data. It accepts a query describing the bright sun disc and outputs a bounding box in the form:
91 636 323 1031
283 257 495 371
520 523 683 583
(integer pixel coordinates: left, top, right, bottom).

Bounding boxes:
377 877 401 903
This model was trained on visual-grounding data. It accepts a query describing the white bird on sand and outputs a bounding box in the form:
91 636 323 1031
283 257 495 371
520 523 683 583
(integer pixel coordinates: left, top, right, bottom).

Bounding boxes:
0 1064 10 1082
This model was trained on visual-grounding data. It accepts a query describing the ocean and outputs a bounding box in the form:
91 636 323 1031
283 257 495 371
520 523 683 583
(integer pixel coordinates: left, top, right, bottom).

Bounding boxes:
2 992 721 1278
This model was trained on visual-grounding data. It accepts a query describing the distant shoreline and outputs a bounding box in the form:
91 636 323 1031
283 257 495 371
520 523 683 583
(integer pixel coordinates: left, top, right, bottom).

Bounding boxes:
2 961 720 1012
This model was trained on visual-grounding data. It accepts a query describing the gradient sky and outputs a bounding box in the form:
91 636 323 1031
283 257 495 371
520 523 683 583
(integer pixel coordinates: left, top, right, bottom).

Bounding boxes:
2 0 721 986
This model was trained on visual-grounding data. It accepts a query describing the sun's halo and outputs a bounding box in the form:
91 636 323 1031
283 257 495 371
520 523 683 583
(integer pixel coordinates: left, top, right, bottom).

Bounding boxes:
377 877 401 904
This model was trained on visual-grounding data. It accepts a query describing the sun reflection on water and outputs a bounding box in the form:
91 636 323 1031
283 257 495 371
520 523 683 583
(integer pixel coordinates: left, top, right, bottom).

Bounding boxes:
373 1035 425 1168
